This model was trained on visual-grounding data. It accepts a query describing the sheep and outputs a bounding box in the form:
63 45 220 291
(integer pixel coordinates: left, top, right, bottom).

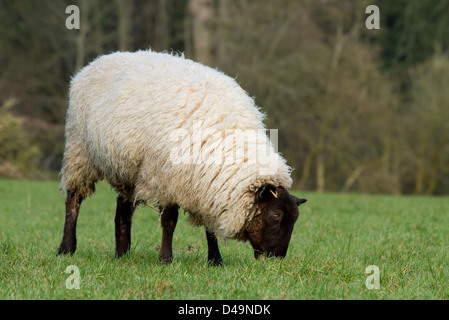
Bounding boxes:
57 50 307 265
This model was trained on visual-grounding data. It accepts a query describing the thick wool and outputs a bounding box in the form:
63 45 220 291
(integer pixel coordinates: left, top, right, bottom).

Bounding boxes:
60 50 292 239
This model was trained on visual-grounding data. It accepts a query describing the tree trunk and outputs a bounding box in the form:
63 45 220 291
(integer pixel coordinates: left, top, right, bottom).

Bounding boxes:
93 0 104 55
117 0 134 51
314 22 344 193
342 165 366 193
414 158 424 194
187 0 214 66
75 0 89 71
297 152 314 191
316 152 325 193
154 0 169 51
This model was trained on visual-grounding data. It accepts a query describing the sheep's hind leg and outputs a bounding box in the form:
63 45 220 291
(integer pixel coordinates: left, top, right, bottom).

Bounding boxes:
115 194 136 257
158 205 179 264
206 230 223 266
58 190 83 255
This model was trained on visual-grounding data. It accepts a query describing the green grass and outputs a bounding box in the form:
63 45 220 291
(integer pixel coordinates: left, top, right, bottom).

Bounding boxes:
0 179 448 299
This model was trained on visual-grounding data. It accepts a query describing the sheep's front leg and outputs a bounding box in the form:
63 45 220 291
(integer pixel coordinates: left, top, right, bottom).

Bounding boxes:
158 205 179 264
206 230 223 266
58 190 83 255
115 194 136 257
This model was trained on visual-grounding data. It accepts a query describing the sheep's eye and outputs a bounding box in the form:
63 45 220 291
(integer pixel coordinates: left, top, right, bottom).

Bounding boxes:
272 211 280 217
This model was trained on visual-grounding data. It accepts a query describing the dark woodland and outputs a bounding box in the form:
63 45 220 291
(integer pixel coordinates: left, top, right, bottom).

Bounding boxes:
1 0 448 195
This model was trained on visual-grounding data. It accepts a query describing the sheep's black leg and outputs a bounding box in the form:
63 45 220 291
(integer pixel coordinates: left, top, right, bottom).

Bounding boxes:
58 190 83 255
158 205 179 264
115 194 136 257
206 230 223 266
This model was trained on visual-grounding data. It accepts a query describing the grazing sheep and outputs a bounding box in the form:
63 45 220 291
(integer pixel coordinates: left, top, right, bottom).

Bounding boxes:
57 50 307 265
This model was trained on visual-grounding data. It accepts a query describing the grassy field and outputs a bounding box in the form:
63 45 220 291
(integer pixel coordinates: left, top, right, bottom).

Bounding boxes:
0 179 448 300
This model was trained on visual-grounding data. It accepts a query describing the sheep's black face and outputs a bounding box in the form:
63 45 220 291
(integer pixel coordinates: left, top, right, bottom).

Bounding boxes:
243 185 306 259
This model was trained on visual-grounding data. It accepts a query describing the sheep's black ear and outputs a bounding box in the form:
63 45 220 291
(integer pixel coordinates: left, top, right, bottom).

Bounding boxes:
292 196 307 206
256 184 278 202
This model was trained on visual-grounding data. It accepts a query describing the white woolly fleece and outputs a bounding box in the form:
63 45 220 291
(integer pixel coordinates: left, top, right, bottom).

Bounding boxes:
60 50 292 239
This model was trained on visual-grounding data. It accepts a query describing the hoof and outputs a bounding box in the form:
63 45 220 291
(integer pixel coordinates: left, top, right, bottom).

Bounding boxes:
57 244 76 256
158 255 173 265
207 258 223 267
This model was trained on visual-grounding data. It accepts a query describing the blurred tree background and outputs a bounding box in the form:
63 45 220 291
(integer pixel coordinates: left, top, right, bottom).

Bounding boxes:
0 0 448 194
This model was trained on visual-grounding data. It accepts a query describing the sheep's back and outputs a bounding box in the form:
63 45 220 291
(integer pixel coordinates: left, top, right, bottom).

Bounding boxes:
66 51 267 200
